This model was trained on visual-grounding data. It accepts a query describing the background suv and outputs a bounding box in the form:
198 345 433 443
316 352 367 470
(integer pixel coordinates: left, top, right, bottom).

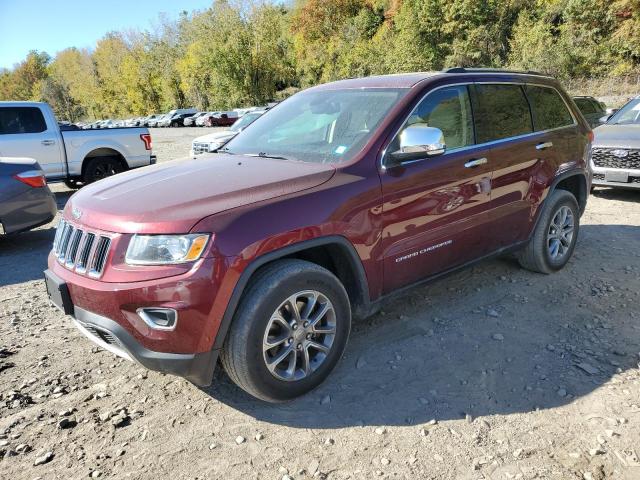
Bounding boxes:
591 95 640 190
45 69 592 402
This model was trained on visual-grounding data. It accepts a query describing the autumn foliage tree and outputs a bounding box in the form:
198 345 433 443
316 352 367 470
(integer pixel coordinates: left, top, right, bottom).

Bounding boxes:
2 0 640 121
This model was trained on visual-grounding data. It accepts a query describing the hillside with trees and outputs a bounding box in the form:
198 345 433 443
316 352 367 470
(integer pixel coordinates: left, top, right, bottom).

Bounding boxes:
1 0 639 121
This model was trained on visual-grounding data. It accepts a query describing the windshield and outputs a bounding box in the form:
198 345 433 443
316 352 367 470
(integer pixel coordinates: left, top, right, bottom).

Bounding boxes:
608 98 640 125
230 112 263 132
222 88 406 163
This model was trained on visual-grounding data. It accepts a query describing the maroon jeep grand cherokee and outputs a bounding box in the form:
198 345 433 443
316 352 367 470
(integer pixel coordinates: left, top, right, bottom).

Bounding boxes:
45 69 592 402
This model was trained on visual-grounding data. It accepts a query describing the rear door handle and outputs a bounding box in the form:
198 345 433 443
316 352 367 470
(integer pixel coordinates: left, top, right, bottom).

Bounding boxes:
536 141 553 150
41 139 55 146
464 157 488 168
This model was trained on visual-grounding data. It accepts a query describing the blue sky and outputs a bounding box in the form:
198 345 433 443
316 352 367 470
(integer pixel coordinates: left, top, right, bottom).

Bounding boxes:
0 0 214 69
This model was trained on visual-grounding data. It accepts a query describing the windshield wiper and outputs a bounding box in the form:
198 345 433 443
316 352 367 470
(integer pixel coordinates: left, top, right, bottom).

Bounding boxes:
218 146 235 154
245 152 290 161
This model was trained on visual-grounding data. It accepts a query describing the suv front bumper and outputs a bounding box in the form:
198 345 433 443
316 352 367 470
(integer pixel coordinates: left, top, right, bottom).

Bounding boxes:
44 254 225 386
71 305 218 385
592 169 640 189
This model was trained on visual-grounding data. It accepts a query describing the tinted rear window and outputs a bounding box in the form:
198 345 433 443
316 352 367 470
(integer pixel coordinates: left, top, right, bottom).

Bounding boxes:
574 98 596 115
473 84 533 143
0 107 47 134
526 86 574 131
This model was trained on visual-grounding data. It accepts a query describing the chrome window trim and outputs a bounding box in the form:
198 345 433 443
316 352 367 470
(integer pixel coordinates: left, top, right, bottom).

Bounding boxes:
381 80 578 170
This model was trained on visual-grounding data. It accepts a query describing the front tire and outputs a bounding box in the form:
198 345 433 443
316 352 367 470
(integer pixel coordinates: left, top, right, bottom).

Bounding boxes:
221 259 351 402
83 157 124 184
517 190 580 274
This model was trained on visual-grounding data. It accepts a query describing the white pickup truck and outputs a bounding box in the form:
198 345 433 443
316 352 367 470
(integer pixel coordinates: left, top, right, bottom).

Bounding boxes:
0 101 156 187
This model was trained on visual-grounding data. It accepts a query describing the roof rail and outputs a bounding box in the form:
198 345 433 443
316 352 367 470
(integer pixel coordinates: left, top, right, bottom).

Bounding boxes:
443 67 547 76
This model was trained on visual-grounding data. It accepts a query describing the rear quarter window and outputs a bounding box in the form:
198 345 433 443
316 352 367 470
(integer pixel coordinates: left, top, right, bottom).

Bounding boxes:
472 84 533 143
526 86 574 131
0 107 47 134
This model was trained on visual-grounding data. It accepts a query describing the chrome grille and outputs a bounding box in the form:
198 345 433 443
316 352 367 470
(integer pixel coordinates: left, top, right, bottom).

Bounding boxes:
592 148 640 169
91 237 111 276
52 220 112 278
76 233 95 273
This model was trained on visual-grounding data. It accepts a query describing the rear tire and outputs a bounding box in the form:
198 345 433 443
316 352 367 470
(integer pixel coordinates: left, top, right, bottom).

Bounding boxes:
83 157 124 184
517 190 580 274
221 259 351 402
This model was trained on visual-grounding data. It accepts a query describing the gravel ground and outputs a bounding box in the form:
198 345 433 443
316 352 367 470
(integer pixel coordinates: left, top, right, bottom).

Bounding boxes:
1 127 639 480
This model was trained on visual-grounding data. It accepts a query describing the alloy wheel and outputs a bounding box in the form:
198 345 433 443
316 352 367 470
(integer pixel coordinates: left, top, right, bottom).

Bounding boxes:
547 205 574 260
262 290 336 382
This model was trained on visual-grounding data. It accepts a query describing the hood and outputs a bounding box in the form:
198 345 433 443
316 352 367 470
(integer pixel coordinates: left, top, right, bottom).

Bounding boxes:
193 130 236 144
66 155 335 233
593 124 640 149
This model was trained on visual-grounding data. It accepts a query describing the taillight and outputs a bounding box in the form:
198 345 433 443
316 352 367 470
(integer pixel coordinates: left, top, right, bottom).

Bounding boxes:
14 170 47 188
587 130 594 143
140 133 152 150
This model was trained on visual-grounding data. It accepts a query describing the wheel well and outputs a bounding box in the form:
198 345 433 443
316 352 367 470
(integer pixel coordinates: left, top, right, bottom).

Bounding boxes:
555 174 587 214
82 148 128 176
279 244 369 315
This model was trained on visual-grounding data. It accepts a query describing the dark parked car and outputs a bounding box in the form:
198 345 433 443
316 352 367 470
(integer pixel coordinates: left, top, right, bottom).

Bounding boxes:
164 113 194 128
1 158 57 235
573 96 606 128
45 69 591 402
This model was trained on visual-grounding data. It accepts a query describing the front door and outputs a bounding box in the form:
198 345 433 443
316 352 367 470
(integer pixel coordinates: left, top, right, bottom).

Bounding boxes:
379 84 493 293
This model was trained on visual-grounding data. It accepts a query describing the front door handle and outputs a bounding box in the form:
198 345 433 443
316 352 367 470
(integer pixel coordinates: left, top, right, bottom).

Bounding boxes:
536 141 553 150
464 157 488 168
41 139 55 146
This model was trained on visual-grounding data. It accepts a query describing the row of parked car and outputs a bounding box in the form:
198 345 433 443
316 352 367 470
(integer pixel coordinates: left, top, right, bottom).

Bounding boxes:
79 105 276 130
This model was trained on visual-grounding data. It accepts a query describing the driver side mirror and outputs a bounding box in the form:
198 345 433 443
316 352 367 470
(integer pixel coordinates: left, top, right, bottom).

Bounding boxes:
599 115 611 124
389 124 446 163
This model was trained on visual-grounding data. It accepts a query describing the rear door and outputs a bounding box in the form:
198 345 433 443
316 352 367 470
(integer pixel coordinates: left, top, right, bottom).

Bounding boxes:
0 106 65 177
475 83 577 248
380 84 494 293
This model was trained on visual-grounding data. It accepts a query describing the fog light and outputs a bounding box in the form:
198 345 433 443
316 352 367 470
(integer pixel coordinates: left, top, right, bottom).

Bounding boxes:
137 308 178 331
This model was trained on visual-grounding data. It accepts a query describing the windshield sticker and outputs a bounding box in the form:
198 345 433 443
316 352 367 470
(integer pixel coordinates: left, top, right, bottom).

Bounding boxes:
334 145 347 155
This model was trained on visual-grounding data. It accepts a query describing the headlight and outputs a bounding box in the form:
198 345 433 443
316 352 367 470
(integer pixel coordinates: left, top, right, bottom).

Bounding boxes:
125 234 210 265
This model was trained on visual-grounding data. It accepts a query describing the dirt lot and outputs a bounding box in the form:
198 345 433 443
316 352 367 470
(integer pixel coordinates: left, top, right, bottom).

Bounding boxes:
1 127 639 480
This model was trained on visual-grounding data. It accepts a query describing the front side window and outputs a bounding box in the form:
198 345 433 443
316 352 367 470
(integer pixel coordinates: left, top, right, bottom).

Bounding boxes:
526 86 574 131
387 85 474 156
607 98 640 125
223 88 406 164
0 107 47 134
473 84 533 143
